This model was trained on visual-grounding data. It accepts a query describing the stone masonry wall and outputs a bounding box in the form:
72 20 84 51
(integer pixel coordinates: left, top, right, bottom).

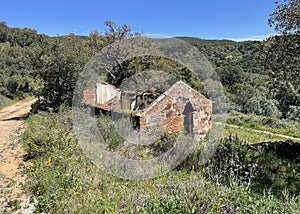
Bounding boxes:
83 88 96 106
139 81 212 139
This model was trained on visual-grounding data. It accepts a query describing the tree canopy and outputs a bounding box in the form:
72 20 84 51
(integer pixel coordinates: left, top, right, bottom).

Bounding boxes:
269 0 300 34
262 0 300 118
0 17 299 121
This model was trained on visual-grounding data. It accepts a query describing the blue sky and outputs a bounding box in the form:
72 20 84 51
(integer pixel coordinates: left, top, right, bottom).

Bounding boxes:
1 0 279 41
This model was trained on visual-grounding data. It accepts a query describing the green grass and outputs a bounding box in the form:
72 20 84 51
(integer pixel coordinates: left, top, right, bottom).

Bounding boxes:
0 95 35 110
6 199 22 211
227 111 300 140
0 94 12 109
223 126 299 144
20 109 300 213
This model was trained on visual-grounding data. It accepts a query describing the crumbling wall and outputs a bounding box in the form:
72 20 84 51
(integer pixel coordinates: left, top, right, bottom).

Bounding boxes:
83 88 96 106
139 81 212 140
84 80 212 140
139 95 173 133
96 81 119 105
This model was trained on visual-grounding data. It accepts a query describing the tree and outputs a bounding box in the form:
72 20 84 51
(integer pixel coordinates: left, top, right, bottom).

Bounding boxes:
0 43 33 98
0 22 8 43
244 96 282 118
286 105 300 122
0 22 39 47
217 66 244 86
269 0 300 34
30 21 137 112
104 20 136 44
32 37 89 112
262 0 300 117
88 30 105 50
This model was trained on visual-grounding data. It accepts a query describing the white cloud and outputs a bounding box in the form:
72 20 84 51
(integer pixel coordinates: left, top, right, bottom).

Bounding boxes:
230 34 277 42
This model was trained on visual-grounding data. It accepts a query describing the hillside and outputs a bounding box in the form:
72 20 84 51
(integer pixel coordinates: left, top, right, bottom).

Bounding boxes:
0 23 286 119
178 37 276 115
0 22 299 213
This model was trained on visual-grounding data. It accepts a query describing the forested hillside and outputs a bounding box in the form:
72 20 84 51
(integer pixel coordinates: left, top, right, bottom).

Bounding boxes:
178 37 277 116
1 21 298 121
1 0 300 212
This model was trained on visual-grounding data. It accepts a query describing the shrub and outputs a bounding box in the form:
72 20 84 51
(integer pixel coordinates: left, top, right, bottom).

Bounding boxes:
22 108 74 159
287 106 300 122
244 96 282 118
21 109 300 213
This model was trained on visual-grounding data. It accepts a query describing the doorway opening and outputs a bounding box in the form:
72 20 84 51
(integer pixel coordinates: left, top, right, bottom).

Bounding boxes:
183 102 195 134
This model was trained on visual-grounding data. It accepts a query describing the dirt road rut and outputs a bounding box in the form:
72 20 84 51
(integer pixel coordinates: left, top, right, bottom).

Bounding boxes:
0 99 35 213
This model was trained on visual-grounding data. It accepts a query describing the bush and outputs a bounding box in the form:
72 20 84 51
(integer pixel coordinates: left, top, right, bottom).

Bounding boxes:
244 96 281 118
226 111 300 138
21 109 300 213
212 138 300 198
22 108 74 159
287 106 300 122
0 94 10 109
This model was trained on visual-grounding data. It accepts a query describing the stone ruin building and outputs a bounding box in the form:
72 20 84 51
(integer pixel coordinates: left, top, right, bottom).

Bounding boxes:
83 80 212 140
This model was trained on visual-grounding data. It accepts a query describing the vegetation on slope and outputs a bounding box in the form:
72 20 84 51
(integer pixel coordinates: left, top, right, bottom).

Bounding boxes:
20 109 299 213
1 0 300 212
0 18 299 120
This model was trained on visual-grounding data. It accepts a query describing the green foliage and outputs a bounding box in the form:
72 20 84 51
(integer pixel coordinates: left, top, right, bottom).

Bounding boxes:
108 55 206 95
1 21 297 118
0 94 10 109
287 106 300 122
32 37 90 111
226 111 300 139
22 108 74 159
0 22 50 101
249 149 300 198
178 37 278 116
180 33 300 121
6 199 21 210
262 34 300 117
224 125 293 144
0 22 92 111
0 43 34 98
218 65 244 86
21 109 300 213
97 112 124 150
87 30 105 51
1 14 299 213
178 37 263 75
181 136 300 198
21 109 95 212
269 0 300 34
0 22 40 47
262 0 300 118
244 96 282 118
104 20 137 43
150 131 178 156
96 113 178 158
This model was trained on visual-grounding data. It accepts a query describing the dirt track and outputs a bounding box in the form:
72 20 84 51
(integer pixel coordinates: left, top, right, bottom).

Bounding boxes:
0 99 299 212
222 123 300 142
0 99 35 213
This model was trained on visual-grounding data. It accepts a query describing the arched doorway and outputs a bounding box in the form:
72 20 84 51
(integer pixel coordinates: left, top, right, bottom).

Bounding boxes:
183 102 195 134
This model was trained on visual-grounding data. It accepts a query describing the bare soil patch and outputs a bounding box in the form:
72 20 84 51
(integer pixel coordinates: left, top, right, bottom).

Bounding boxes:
0 99 35 213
